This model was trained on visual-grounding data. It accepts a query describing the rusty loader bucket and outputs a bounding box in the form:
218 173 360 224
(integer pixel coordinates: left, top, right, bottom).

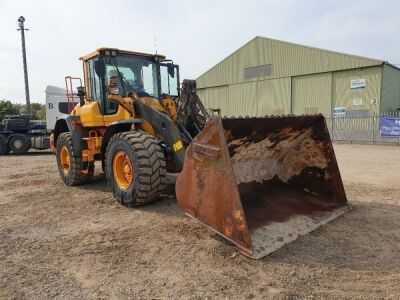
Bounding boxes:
176 115 348 259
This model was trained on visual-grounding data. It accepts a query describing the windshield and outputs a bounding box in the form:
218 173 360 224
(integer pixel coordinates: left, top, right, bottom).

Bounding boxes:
104 55 159 98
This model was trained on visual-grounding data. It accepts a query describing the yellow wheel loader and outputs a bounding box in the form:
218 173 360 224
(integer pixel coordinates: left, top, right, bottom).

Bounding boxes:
53 48 349 259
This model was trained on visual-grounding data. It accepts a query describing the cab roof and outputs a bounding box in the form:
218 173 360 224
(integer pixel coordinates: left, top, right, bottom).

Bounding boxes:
79 47 166 61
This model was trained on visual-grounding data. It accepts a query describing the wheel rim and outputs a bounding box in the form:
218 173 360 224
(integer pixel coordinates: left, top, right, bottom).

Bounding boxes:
113 151 134 189
13 139 23 149
60 146 71 174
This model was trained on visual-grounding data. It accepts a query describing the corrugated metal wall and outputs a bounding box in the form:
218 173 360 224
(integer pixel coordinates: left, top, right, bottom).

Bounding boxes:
292 73 332 115
332 66 381 115
198 77 291 117
197 85 229 112
257 77 291 116
197 37 383 89
197 84 258 117
381 65 400 112
227 82 258 116
198 66 384 117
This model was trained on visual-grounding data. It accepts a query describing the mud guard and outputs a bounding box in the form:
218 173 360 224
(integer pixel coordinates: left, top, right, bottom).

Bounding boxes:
54 115 87 155
134 100 186 170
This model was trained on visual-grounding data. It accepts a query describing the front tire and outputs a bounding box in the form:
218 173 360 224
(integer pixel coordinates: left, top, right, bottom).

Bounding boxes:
105 131 166 207
56 132 94 185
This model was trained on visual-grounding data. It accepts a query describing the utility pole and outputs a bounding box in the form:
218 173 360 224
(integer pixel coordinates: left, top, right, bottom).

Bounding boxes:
17 16 30 115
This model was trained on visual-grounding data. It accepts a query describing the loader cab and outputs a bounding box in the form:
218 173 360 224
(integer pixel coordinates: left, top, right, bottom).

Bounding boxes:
81 48 179 117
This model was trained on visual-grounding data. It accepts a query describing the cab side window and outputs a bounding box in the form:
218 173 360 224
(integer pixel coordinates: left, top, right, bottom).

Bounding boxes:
104 64 120 115
160 64 179 97
87 59 102 101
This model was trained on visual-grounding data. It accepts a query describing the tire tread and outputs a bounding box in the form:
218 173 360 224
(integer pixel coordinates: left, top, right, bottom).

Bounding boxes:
105 131 166 207
56 132 94 186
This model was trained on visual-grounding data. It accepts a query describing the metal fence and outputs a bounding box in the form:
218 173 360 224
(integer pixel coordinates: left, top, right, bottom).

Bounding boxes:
325 112 400 145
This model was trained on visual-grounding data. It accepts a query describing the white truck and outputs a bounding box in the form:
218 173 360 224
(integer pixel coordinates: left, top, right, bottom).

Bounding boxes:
0 86 72 155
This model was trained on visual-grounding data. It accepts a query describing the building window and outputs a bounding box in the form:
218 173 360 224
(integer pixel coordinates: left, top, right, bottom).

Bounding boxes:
244 64 272 79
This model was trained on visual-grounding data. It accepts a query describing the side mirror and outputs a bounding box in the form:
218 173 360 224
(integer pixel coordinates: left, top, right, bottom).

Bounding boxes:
94 60 105 78
167 63 175 78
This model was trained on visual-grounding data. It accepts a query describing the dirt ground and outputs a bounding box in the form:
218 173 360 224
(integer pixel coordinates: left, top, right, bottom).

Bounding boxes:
0 144 399 299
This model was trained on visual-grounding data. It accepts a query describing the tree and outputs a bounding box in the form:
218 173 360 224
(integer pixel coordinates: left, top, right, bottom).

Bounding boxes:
30 103 46 120
0 100 46 122
0 100 21 122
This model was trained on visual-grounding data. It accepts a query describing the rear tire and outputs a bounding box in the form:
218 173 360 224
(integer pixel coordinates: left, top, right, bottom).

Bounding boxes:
56 132 94 186
0 138 9 155
9 134 30 154
105 131 166 207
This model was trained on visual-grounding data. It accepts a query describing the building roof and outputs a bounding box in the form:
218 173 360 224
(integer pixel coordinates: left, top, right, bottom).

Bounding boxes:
197 36 387 88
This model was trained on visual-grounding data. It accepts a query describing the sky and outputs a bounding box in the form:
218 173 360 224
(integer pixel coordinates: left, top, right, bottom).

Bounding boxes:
0 0 399 104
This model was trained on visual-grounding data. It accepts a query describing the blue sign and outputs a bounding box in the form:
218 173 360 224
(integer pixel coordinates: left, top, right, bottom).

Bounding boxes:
380 117 400 137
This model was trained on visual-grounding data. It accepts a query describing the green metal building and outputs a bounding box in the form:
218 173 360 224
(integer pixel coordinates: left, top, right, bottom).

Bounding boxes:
196 36 400 117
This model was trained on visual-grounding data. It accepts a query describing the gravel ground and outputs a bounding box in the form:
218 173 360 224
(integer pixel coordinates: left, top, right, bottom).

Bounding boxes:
0 144 399 299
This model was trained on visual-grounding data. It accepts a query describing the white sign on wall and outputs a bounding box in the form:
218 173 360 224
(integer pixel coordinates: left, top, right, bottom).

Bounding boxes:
352 99 363 106
333 107 346 117
351 79 366 89
371 98 378 105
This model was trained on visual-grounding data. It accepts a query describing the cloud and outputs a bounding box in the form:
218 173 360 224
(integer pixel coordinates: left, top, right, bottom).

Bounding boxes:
1 0 399 104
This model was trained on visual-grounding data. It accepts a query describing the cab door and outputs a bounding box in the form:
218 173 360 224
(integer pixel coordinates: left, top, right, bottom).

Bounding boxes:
79 59 105 127
160 63 180 97
84 58 126 126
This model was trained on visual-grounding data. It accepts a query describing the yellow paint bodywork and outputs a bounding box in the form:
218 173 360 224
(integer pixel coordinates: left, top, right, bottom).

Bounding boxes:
140 119 156 136
70 94 174 142
140 96 165 111
82 135 103 163
136 96 166 138
108 95 135 116
71 98 133 127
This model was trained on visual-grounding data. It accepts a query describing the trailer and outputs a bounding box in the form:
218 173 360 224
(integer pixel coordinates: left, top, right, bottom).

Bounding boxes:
0 86 72 155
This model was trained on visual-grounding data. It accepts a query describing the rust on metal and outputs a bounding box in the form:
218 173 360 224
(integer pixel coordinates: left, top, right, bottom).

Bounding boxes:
176 115 348 259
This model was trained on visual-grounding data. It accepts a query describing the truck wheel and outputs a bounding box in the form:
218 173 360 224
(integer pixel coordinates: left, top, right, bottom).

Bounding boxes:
0 138 9 155
9 134 30 154
105 131 166 207
56 132 94 186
